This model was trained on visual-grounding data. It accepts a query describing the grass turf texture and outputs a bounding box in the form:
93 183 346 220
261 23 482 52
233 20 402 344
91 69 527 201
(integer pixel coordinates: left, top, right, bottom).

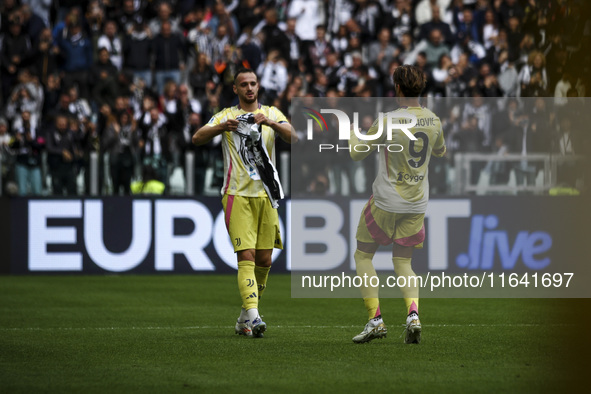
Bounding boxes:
0 274 587 393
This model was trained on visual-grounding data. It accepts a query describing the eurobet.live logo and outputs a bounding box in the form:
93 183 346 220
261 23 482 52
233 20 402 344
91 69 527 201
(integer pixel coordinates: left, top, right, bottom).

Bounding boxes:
302 107 418 153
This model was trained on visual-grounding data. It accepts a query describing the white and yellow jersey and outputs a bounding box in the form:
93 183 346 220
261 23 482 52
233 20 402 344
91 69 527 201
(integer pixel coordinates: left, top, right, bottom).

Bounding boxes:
350 106 446 213
206 104 288 197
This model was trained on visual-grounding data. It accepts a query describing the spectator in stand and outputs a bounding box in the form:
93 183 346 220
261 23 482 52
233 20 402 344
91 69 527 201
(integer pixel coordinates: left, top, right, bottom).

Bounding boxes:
215 44 244 107
350 0 382 41
418 5 454 46
415 0 452 26
258 50 289 103
5 82 41 131
1 13 32 103
10 110 44 195
236 0 264 31
68 85 92 124
450 31 486 66
160 81 179 116
189 53 220 106
48 92 76 128
23 0 52 28
140 107 170 188
187 11 213 61
456 8 480 44
183 112 208 195
42 76 62 119
31 28 59 86
123 16 153 89
148 1 181 36
324 51 346 91
397 32 415 64
210 24 233 65
505 16 523 55
0 118 13 192
46 114 78 195
554 70 576 106
283 18 302 71
499 0 524 29
207 0 239 41
386 0 413 44
463 91 492 149
97 20 123 71
113 0 139 33
497 50 520 97
91 47 119 108
342 34 364 68
1 0 24 35
237 27 264 72
423 29 450 69
527 97 554 154
103 111 139 195
55 10 93 99
68 116 85 185
481 8 499 51
431 54 454 96
368 27 398 76
308 25 334 69
20 4 46 45
259 9 290 61
311 67 329 97
455 114 486 185
288 0 320 45
519 50 548 97
477 62 502 97
486 135 510 185
166 84 202 168
152 20 186 95
83 0 105 41
330 24 349 55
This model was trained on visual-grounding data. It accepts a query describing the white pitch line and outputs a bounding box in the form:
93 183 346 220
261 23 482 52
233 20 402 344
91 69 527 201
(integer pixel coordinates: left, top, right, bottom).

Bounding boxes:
0 323 572 332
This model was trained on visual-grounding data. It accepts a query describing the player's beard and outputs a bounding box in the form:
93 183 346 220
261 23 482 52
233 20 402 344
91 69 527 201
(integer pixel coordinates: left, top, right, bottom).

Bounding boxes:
242 91 258 104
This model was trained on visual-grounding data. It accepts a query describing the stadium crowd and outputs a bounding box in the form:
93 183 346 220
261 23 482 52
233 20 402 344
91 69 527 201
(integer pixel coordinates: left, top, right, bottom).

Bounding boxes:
0 0 588 196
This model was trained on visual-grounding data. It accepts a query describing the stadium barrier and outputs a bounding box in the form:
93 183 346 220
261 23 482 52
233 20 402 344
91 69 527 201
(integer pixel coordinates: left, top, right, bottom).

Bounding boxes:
453 153 586 195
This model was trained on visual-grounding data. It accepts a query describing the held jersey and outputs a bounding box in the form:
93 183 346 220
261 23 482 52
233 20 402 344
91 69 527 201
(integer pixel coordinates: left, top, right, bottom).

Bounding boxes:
350 106 446 213
206 104 288 197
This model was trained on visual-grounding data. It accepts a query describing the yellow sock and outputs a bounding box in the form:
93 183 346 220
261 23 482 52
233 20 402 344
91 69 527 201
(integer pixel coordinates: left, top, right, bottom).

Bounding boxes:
254 265 271 300
237 260 258 311
392 257 419 315
355 249 381 320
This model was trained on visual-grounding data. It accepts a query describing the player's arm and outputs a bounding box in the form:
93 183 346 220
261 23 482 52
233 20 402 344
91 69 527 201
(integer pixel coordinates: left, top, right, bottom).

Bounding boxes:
192 118 238 146
432 122 446 157
254 109 298 144
349 119 384 161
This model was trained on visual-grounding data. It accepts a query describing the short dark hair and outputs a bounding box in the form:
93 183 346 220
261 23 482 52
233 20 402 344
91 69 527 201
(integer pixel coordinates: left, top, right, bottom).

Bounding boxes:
392 65 427 97
233 69 258 84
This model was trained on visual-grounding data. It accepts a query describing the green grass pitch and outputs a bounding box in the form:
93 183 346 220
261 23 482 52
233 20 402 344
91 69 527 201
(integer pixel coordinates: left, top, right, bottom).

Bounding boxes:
0 274 587 393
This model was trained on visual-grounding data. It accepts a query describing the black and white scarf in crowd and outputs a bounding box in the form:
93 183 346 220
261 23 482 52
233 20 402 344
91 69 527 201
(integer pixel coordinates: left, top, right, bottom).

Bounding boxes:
234 113 284 208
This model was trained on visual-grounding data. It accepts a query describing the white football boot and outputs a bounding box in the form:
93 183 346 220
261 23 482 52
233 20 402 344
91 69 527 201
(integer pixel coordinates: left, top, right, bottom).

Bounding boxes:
250 316 267 338
352 317 387 343
404 312 421 344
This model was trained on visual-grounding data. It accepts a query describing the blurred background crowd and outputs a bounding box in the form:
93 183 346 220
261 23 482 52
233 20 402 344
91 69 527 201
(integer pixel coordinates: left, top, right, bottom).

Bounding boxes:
0 0 588 196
